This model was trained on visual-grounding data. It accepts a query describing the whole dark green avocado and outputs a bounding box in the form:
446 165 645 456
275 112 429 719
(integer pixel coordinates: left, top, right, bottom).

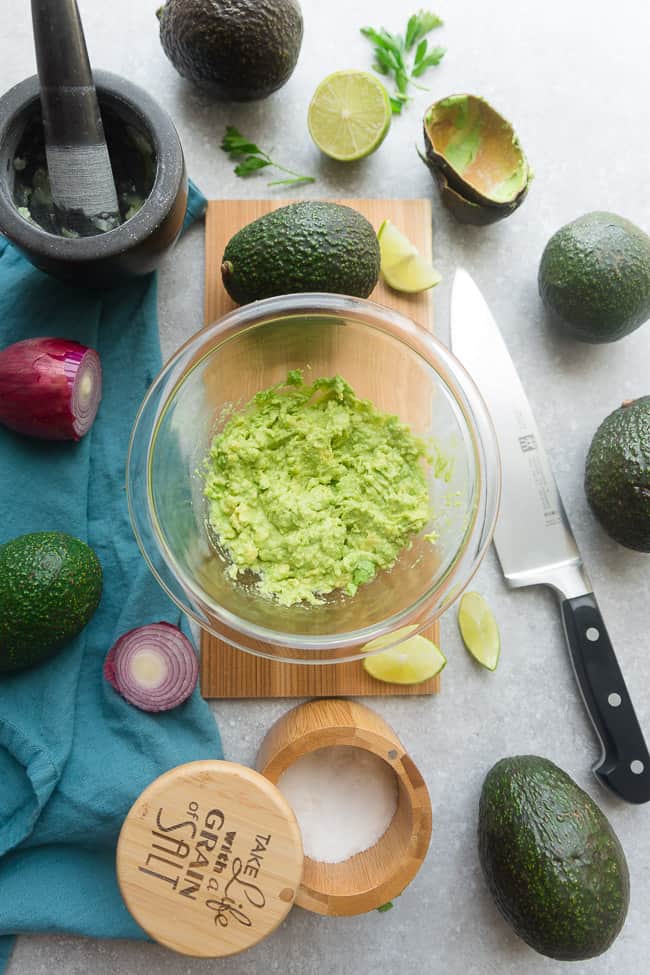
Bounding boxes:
221 201 381 304
0 532 102 674
539 212 650 342
157 0 303 100
585 396 650 551
478 756 629 961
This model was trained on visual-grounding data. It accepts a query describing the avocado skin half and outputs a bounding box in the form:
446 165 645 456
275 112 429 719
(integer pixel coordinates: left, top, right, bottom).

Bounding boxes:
539 211 650 342
0 532 102 673
421 96 531 225
158 0 303 100
221 201 381 304
426 154 525 226
585 396 650 551
478 756 629 961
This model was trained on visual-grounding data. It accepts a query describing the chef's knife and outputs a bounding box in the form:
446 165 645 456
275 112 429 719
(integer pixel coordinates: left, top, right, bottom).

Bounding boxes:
450 268 650 804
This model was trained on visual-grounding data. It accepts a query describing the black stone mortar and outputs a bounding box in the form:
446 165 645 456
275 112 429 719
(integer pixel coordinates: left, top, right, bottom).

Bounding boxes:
0 70 187 287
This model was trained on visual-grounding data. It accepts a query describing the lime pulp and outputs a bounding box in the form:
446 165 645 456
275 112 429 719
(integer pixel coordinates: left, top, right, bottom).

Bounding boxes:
308 70 392 162
457 591 501 671
363 627 446 685
378 219 442 293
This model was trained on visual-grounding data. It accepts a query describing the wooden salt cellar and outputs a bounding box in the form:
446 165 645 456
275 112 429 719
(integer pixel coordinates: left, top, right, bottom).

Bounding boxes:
257 699 432 916
116 701 432 957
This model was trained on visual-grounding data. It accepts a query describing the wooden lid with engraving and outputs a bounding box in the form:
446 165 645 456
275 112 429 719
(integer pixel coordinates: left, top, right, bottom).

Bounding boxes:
116 760 304 958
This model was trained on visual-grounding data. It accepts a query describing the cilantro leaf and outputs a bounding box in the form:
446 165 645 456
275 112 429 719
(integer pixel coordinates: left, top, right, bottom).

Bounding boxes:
411 46 446 77
360 27 393 51
233 157 272 177
221 126 263 158
414 38 428 64
221 126 315 188
361 11 446 113
374 46 402 74
405 10 443 49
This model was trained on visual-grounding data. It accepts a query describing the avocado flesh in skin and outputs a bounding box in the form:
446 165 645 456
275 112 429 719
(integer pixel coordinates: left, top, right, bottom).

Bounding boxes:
422 94 531 225
221 201 381 304
158 0 303 100
0 531 102 673
430 162 518 226
539 211 650 342
478 756 629 961
585 396 650 551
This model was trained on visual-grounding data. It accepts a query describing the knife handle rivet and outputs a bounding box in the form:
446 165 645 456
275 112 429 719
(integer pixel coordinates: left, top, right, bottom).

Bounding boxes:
608 693 622 708
630 760 645 775
586 627 600 642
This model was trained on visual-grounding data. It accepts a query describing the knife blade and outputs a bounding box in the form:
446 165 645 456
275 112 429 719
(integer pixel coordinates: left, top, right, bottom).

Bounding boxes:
450 268 650 804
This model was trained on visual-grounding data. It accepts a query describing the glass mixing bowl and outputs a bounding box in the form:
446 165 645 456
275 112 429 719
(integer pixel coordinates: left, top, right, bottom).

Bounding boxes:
127 293 500 664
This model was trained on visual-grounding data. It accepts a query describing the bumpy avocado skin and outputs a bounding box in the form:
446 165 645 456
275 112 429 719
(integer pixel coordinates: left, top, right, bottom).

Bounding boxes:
0 532 102 673
585 396 650 551
478 756 629 961
539 212 650 342
221 201 381 304
158 0 303 100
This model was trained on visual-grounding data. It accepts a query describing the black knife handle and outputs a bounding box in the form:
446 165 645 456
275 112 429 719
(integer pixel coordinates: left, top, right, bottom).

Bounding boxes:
562 593 650 804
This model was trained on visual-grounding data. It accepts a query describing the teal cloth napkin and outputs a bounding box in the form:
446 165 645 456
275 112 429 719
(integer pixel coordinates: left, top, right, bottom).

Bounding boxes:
0 181 223 972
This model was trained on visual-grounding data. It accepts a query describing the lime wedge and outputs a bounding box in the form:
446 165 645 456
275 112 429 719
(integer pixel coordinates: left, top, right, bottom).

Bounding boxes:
378 219 442 293
458 591 501 671
363 628 446 685
308 70 391 162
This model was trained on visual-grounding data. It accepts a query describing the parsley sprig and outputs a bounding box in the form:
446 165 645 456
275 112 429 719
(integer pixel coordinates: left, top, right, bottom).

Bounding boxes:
361 11 445 114
221 126 316 187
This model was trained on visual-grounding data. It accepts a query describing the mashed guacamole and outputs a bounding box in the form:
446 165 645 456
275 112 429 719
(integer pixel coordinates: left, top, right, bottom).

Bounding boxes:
203 371 432 606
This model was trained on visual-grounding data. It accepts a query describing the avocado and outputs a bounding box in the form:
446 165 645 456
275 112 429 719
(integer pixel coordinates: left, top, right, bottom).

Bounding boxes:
221 201 380 304
539 211 650 342
0 532 102 673
423 94 531 225
585 396 650 551
478 755 629 961
157 0 303 100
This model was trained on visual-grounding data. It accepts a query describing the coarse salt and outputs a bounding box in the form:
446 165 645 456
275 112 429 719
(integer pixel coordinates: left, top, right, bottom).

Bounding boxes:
277 745 398 863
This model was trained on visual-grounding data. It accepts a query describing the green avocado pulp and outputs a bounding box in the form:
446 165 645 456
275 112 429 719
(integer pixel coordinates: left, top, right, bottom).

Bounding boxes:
202 371 435 607
428 95 529 203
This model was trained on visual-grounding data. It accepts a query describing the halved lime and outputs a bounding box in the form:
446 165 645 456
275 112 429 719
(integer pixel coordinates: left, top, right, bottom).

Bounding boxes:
363 627 446 685
457 591 500 671
308 70 391 162
378 219 442 293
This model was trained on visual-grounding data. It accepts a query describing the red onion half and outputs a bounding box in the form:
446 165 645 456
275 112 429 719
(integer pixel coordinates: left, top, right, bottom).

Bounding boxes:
0 337 102 441
104 622 199 712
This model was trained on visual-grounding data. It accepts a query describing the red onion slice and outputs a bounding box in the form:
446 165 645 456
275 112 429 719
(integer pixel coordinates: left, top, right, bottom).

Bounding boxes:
104 622 199 712
0 337 102 441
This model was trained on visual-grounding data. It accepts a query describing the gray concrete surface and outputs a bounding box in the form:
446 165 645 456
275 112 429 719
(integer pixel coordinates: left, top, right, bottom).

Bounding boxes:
2 0 650 972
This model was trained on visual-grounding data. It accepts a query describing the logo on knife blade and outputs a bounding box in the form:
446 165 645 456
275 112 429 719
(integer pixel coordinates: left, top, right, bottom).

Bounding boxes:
518 434 537 453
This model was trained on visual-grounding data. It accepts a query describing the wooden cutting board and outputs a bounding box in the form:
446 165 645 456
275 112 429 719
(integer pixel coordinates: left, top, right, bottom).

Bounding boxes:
200 198 440 698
